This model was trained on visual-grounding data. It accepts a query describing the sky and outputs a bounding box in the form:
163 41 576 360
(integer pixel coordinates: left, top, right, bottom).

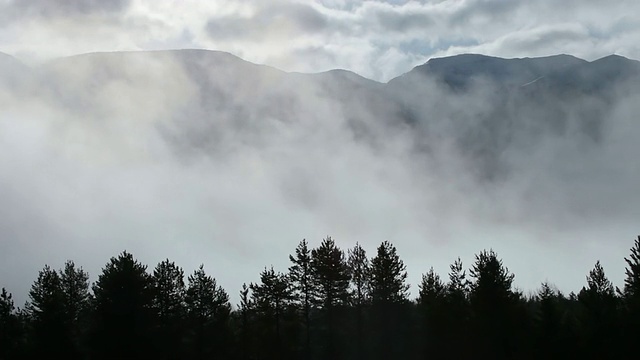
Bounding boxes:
0 0 639 81
0 0 639 306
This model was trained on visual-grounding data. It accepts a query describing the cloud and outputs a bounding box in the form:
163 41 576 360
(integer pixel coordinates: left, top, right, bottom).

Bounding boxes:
0 0 131 22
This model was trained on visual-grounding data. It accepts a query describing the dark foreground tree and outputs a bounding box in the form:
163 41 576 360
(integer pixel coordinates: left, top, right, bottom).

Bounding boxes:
152 259 186 360
91 251 154 360
469 250 521 360
417 268 446 360
250 266 294 359
288 239 316 359
0 288 22 359
26 265 68 357
59 260 91 359
311 236 350 359
578 261 620 359
369 241 410 360
185 265 231 360
621 236 640 357
347 242 370 360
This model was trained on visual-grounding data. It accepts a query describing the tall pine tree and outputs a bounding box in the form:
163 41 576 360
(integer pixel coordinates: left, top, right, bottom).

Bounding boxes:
152 259 186 360
369 241 410 360
311 236 350 359
26 265 68 357
185 265 231 360
91 251 154 360
288 239 316 359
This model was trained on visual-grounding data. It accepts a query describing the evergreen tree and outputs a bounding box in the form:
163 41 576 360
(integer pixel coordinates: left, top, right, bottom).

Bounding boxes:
250 266 293 359
621 236 640 308
417 268 446 359
469 250 519 360
59 260 91 359
152 259 186 360
236 283 254 360
534 282 566 359
26 264 68 357
311 236 350 359
0 288 22 359
578 261 619 359
369 241 409 304
288 239 316 359
445 258 471 360
91 251 154 360
369 241 410 360
185 265 231 360
347 242 370 360
620 236 640 358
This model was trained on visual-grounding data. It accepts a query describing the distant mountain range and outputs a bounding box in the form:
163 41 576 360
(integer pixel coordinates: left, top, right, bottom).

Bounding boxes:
1 49 639 181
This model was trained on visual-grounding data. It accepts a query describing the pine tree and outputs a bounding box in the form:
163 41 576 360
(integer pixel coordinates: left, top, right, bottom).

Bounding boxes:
621 236 640 308
369 241 409 304
91 251 154 360
185 265 231 360
620 236 640 358
237 283 254 360
0 288 21 359
59 260 90 359
444 258 471 360
534 282 565 359
369 241 410 360
288 239 316 359
250 266 293 359
469 249 518 360
26 264 68 357
311 236 350 359
578 261 619 359
152 259 186 359
417 268 446 359
347 242 370 360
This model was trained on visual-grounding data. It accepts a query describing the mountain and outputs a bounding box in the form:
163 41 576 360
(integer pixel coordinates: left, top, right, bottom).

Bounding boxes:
1 49 638 181
0 52 29 87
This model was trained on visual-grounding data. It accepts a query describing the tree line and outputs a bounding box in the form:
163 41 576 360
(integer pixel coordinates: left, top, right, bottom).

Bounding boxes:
1 235 639 360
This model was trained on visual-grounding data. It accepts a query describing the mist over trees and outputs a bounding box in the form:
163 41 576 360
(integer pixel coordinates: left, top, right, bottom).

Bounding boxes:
1 235 639 360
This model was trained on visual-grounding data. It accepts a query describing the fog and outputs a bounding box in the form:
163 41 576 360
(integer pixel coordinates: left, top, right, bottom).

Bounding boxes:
0 50 638 305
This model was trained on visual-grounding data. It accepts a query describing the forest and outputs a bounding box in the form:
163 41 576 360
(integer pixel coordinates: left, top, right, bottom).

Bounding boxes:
1 235 639 360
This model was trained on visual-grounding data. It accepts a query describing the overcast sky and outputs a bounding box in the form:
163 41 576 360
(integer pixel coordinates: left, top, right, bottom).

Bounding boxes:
0 0 639 306
0 0 639 81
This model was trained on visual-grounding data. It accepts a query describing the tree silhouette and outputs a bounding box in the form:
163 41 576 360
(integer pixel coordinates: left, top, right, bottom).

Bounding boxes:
250 266 293 359
59 260 91 359
620 236 640 357
236 283 254 360
621 236 640 309
444 258 471 360
152 259 186 360
288 239 316 359
311 236 350 359
417 268 446 359
185 264 231 360
469 249 519 360
369 241 409 304
0 288 22 359
347 242 370 360
369 241 410 360
26 264 68 357
578 261 620 359
91 251 154 360
534 282 567 359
